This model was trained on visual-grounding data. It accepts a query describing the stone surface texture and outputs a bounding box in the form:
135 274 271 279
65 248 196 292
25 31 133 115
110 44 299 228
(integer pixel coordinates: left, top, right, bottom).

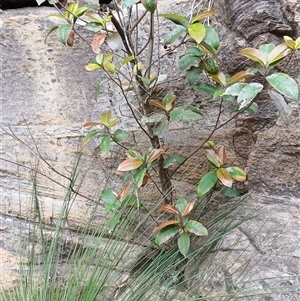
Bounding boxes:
0 0 299 300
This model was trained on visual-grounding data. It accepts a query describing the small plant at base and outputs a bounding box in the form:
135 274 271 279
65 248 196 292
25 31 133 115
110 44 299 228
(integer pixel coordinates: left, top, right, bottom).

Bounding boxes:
153 198 208 257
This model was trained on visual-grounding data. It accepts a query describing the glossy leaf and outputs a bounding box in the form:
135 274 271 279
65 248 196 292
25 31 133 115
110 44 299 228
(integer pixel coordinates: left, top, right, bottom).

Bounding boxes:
266 73 298 101
91 34 106 54
245 102 258 115
74 6 88 18
169 105 203 120
226 166 247 182
239 48 267 66
148 148 164 163
153 121 168 139
117 158 143 171
159 13 189 28
134 167 147 188
206 149 221 168
107 33 123 52
175 198 188 215
259 43 275 57
100 135 111 153
121 0 140 8
83 122 102 127
186 66 203 85
203 25 220 51
218 146 227 165
57 24 73 45
164 24 186 45
182 201 195 217
222 83 247 96
178 55 200 70
85 63 101 71
84 22 103 32
237 83 263 110
160 204 179 215
153 220 180 232
163 155 185 168
197 170 218 196
204 140 216 149
102 189 118 205
149 99 166 110
82 129 104 146
227 71 251 85
178 232 190 257
162 91 176 111
221 186 241 197
184 220 208 236
191 10 216 23
141 0 157 13
117 183 131 202
126 150 143 160
211 71 226 86
194 82 217 95
217 168 233 187
113 129 130 143
155 225 180 246
186 46 204 57
284 36 296 49
188 23 206 44
267 43 291 65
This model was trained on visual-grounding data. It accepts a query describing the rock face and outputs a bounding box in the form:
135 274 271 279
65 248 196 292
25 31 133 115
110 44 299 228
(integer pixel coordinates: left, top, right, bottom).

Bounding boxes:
0 0 299 300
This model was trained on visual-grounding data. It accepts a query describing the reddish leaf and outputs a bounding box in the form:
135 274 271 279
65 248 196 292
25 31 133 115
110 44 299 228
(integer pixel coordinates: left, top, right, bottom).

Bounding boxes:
149 99 166 110
66 30 75 47
117 158 143 171
182 201 195 217
227 70 251 85
92 34 107 54
117 183 131 201
216 168 233 187
160 204 179 215
153 220 180 232
218 145 227 165
192 10 216 23
148 148 164 163
83 122 102 127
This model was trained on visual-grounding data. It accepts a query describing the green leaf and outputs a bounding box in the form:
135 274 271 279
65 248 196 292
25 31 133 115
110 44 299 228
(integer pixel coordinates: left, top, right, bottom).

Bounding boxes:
175 197 188 215
121 0 140 7
213 89 225 99
82 129 104 146
184 220 208 236
84 22 103 32
222 83 248 97
266 73 298 102
226 166 247 182
164 24 186 45
186 46 204 57
153 121 168 139
134 167 147 188
203 25 220 51
100 135 111 153
74 6 88 18
221 187 241 197
159 13 189 28
163 155 185 168
44 25 59 44
186 66 203 85
245 102 258 115
178 55 200 70
237 83 263 110
85 63 101 71
169 105 203 120
108 212 122 231
141 0 157 12
188 23 206 44
102 189 118 205
178 232 190 257
197 170 218 196
57 24 73 45
268 89 291 125
113 129 130 143
155 225 179 246
259 43 275 57
36 0 46 5
194 82 217 95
